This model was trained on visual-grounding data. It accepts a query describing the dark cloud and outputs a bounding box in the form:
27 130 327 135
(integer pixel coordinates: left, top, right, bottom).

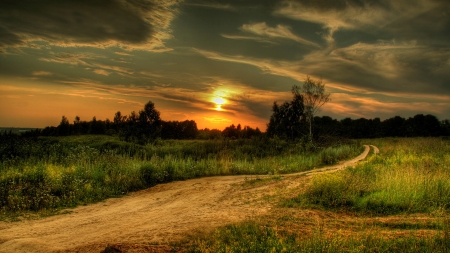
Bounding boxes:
0 26 22 47
0 0 179 51
383 5 450 46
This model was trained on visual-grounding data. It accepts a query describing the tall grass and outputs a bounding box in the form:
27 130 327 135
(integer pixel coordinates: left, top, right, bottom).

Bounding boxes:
0 135 361 216
190 221 450 253
286 138 450 215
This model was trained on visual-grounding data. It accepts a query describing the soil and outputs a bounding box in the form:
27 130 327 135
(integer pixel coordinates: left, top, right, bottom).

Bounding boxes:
0 145 392 253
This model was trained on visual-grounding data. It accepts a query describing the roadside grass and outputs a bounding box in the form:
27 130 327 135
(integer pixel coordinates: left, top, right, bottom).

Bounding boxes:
188 137 450 253
0 135 361 219
283 138 450 215
189 219 450 253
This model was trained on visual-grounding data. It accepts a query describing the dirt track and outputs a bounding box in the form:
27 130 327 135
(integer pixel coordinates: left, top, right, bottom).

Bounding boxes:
0 145 377 253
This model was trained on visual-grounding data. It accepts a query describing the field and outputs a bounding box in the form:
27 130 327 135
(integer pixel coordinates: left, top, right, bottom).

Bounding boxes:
191 138 450 253
0 135 360 217
0 136 449 252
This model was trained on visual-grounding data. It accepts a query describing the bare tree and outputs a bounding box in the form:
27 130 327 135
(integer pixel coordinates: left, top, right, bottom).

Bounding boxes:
302 76 331 142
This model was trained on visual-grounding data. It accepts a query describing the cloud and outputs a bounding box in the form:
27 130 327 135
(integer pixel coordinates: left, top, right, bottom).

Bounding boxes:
39 52 99 66
0 0 181 52
39 52 135 76
193 44 450 116
192 48 305 83
185 2 235 10
93 69 112 76
273 0 445 44
32 71 53 76
220 34 277 44
196 37 450 95
238 22 320 47
329 40 420 77
327 92 450 120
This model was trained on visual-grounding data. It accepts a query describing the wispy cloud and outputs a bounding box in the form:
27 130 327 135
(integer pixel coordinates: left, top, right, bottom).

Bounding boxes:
39 52 135 77
93 69 111 76
32 71 53 77
220 34 277 44
185 2 235 10
328 92 450 119
274 0 442 44
238 22 320 47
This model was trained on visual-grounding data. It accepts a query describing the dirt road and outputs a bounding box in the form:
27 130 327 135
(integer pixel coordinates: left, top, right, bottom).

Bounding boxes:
0 145 377 253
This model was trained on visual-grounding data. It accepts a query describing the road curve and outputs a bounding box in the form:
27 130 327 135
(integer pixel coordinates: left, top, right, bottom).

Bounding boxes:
0 145 379 253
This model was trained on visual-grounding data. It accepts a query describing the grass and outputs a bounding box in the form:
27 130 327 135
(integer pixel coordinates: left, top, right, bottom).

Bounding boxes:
0 134 361 218
284 138 450 215
188 137 450 252
189 220 450 253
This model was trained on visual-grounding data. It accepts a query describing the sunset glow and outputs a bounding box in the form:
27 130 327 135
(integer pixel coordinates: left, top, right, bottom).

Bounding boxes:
0 1 449 130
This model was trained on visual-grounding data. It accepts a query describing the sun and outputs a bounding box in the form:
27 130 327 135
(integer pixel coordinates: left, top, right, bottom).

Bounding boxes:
212 96 226 111
213 97 226 105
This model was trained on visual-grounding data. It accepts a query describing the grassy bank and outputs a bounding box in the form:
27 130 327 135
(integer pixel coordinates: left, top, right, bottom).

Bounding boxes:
0 135 361 218
284 138 450 215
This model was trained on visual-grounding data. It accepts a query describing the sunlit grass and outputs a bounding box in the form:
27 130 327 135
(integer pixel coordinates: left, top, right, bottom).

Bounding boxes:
0 135 361 218
285 138 450 215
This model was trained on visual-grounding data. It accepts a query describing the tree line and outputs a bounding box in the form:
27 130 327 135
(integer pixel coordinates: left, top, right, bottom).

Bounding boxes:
33 106 450 143
266 77 449 142
34 101 262 143
8 76 450 143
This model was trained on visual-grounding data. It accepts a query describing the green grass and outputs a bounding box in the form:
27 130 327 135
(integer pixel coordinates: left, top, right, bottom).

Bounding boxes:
284 138 450 215
187 137 450 252
189 221 450 253
0 135 361 218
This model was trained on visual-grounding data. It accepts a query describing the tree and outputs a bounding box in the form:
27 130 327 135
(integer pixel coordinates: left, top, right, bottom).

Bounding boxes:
301 76 330 142
138 101 162 142
73 116 81 135
57 116 70 136
119 101 162 143
267 86 305 139
113 111 126 130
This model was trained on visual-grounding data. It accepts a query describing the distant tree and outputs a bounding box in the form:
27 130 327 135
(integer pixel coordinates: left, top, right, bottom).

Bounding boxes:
180 120 198 139
113 111 126 130
442 119 450 136
267 86 305 139
242 126 262 139
161 120 198 139
138 101 162 142
73 116 81 135
88 116 106 135
57 116 70 136
301 76 330 142
222 124 239 139
119 101 162 143
421 114 441 136
382 116 406 137
197 128 223 140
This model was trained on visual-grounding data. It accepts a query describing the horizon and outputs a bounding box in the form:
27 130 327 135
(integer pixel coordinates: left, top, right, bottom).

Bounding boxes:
1 112 447 132
1 1 450 130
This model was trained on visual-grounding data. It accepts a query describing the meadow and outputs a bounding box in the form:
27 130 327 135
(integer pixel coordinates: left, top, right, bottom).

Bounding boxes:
190 137 450 252
3 135 449 252
0 134 361 218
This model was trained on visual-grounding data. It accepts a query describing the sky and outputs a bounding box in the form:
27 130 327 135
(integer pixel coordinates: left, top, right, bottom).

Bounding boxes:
1 0 449 130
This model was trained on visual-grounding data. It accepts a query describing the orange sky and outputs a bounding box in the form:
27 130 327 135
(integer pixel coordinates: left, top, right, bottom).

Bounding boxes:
1 0 450 130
